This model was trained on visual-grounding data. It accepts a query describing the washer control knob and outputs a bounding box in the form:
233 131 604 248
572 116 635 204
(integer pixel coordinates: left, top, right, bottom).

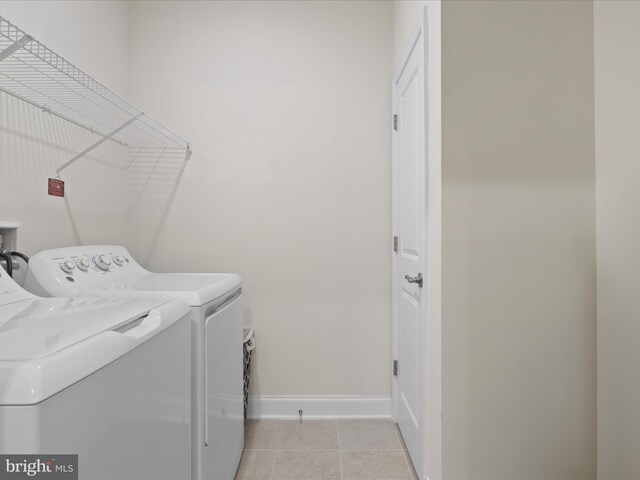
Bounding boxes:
60 260 76 274
113 255 124 266
75 259 90 271
93 254 111 271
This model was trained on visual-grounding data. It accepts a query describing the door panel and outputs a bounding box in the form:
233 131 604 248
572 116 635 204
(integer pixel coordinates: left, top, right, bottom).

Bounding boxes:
400 66 420 259
400 290 419 422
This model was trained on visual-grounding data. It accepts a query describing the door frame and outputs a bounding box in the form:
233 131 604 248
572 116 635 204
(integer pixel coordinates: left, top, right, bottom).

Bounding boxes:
391 7 431 479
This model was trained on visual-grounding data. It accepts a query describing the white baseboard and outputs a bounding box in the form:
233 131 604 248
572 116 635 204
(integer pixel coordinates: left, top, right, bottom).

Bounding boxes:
247 395 392 419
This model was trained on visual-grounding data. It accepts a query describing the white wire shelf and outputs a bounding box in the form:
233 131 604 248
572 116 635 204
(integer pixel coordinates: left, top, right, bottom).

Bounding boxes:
0 15 191 175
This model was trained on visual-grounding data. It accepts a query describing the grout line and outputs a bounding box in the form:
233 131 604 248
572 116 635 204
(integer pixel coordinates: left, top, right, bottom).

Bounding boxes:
275 420 284 450
336 419 343 480
246 446 404 451
337 448 404 451
268 420 283 480
273 448 343 451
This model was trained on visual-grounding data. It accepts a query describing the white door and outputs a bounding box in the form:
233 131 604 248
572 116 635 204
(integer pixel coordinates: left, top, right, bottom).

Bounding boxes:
392 25 426 479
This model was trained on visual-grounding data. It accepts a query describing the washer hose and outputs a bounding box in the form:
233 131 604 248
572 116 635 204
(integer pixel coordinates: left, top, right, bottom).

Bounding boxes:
9 251 29 264
0 252 13 277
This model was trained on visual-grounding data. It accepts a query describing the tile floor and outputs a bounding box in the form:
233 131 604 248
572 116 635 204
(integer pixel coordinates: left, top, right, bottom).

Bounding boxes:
235 419 418 480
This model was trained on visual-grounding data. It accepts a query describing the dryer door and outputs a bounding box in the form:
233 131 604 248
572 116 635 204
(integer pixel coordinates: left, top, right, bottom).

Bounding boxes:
203 290 244 479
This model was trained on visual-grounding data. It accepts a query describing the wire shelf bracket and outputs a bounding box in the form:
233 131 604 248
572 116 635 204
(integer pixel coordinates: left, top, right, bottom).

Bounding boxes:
0 33 31 62
0 15 191 178
55 113 143 177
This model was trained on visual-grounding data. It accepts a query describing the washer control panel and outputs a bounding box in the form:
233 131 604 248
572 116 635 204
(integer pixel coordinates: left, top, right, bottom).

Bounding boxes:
24 245 149 297
57 252 131 275
25 245 148 297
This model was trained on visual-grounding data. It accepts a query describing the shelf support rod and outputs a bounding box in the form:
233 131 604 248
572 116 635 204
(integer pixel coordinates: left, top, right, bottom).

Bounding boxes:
56 113 143 177
0 34 32 62
0 86 129 147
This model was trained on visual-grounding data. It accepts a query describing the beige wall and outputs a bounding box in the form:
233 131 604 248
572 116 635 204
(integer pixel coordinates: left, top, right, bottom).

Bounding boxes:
127 0 394 396
442 1 595 479
595 2 640 478
0 1 131 254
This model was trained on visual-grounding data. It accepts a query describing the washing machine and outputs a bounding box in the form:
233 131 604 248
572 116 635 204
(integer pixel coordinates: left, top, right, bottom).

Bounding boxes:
25 245 244 480
0 266 191 479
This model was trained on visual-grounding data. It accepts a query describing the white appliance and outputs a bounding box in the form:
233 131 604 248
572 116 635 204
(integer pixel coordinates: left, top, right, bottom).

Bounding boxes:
25 246 244 480
0 267 192 479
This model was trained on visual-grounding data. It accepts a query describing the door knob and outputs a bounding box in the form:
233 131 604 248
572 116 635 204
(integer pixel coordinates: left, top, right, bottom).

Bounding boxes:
405 273 423 288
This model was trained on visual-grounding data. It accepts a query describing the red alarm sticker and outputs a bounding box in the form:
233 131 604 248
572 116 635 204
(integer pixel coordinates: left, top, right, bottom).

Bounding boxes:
48 178 65 197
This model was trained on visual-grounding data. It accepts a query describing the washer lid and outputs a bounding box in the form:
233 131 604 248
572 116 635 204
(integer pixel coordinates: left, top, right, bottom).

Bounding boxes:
90 273 243 307
0 296 168 361
0 295 189 405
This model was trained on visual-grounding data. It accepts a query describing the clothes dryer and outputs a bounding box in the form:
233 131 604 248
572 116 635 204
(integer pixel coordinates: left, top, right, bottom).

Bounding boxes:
25 245 243 480
0 267 191 479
